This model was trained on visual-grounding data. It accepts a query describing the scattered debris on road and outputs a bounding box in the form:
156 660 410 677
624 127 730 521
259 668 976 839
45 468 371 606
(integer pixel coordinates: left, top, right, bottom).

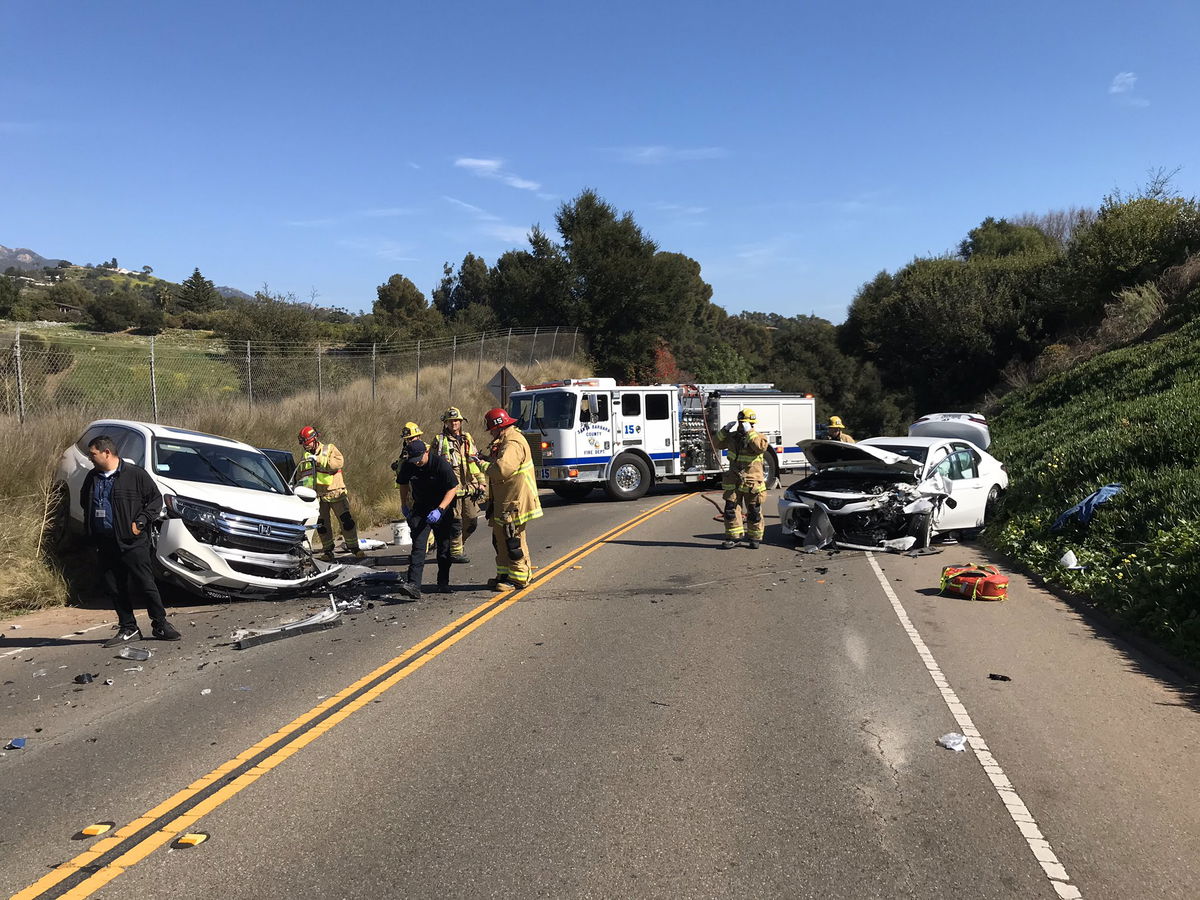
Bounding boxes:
232 596 343 650
937 733 968 752
988 673 1012 682
5 737 27 750
116 647 152 662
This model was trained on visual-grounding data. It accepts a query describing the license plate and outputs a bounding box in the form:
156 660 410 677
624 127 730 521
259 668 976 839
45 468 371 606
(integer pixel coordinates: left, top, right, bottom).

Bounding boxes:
539 468 551 479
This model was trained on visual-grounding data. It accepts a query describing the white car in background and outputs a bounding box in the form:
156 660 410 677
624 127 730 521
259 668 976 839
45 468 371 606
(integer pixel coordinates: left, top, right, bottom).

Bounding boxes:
779 413 1008 550
54 420 344 598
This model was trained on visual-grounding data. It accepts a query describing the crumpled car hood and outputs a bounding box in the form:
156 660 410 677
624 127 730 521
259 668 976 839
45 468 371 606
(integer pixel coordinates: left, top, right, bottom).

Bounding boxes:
800 439 923 474
155 477 316 524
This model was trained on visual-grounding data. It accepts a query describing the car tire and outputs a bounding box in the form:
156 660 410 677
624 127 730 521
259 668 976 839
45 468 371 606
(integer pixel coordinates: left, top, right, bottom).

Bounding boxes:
984 485 1003 523
44 481 72 551
553 484 594 502
908 509 934 549
604 454 651 501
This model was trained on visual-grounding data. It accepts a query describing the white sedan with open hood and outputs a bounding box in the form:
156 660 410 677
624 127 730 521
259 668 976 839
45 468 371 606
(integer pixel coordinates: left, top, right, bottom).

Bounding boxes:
55 420 345 599
778 413 1008 551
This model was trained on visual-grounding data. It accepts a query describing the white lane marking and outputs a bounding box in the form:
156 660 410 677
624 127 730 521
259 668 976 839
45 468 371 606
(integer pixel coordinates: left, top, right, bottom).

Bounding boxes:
1 621 113 660
867 553 1081 900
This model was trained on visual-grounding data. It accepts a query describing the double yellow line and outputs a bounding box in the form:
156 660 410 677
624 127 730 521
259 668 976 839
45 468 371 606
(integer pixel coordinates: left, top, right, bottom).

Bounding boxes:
13 491 693 900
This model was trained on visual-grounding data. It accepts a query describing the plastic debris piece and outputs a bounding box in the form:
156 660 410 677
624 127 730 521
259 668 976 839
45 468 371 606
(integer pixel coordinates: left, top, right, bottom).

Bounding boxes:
5 738 26 750
937 733 968 752
881 536 917 552
124 666 144 673
74 673 95 685
116 646 152 661
233 596 343 649
358 537 387 551
200 688 212 696
1059 549 1084 570
988 673 1012 682
80 822 113 837
103 679 114 686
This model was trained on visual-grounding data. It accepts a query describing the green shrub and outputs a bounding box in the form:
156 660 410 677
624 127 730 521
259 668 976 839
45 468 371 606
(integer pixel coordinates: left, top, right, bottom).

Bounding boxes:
989 318 1200 662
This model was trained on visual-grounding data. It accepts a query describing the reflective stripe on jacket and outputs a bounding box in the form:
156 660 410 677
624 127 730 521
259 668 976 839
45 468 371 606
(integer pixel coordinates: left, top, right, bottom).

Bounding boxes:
487 427 542 526
432 431 487 496
296 443 347 497
716 426 769 490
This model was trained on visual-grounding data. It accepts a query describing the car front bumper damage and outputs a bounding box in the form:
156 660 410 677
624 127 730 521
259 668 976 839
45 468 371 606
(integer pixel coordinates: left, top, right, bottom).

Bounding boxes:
155 519 344 599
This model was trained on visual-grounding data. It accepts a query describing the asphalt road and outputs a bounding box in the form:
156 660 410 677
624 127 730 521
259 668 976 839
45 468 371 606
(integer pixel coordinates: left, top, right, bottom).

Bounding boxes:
2 486 1197 899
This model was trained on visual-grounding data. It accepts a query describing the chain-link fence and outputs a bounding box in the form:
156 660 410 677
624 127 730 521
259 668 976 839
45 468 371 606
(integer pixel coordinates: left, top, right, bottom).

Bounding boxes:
0 325 586 424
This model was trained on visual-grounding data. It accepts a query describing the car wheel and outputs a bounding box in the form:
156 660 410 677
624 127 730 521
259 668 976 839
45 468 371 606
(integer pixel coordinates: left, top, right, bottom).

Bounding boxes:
553 484 594 502
908 509 934 549
44 481 71 551
604 454 651 501
984 485 1003 523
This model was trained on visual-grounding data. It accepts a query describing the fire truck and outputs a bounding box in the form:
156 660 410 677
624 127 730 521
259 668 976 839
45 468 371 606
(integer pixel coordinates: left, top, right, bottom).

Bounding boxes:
506 378 817 500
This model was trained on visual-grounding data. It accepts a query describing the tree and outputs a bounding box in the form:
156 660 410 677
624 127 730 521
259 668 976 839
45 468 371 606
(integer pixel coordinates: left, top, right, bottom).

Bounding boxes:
371 274 443 339
176 267 220 312
85 289 145 331
141 265 153 275
0 276 20 318
959 217 1056 260
432 253 492 318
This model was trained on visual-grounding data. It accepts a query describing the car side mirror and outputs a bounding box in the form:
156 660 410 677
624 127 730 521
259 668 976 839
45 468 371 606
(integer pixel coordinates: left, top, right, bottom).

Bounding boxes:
294 486 318 502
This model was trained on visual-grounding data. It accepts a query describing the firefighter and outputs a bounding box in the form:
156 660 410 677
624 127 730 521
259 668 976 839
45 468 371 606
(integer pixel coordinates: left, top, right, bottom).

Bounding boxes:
430 407 488 564
714 408 770 549
480 407 542 591
295 426 364 561
390 421 424 479
827 416 856 443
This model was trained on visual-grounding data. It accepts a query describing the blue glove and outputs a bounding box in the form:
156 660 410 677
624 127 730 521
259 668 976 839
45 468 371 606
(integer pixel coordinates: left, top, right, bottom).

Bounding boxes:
426 508 443 525
402 506 411 519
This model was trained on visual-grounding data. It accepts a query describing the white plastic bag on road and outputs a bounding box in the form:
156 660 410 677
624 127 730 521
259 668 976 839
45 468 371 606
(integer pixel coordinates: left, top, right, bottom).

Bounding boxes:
937 732 968 752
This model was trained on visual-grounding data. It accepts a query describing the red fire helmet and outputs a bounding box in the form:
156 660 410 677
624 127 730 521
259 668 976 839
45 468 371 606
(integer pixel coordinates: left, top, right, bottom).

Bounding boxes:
484 407 517 430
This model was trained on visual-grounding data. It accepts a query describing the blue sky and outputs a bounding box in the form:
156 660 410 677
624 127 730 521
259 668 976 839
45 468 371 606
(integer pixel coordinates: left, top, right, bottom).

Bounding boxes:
4 0 1198 323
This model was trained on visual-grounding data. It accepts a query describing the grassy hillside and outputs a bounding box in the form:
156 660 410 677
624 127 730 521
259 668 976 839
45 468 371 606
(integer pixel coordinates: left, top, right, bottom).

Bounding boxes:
988 318 1200 663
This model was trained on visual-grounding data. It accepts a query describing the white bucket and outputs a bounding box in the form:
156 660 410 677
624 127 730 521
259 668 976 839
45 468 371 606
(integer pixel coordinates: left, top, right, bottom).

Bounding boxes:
391 519 412 550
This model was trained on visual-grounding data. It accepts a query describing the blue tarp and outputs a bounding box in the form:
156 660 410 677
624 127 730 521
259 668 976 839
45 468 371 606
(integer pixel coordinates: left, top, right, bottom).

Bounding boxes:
1051 483 1123 532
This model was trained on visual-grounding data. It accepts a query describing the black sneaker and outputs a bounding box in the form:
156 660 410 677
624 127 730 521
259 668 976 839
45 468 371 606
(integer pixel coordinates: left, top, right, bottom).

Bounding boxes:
152 621 182 641
432 583 452 594
102 627 142 648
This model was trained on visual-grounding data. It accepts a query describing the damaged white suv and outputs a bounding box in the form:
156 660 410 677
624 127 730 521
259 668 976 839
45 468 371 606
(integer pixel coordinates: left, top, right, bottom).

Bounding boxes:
779 413 1008 551
55 420 344 598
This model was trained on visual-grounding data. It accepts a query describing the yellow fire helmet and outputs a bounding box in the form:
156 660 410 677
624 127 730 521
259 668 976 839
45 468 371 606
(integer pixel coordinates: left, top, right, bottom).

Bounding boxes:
401 421 423 441
829 415 846 429
737 408 757 424
441 407 466 423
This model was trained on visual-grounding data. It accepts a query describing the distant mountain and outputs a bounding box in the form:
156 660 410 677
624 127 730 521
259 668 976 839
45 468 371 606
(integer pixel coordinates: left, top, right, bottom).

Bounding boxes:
216 285 252 300
1 244 65 270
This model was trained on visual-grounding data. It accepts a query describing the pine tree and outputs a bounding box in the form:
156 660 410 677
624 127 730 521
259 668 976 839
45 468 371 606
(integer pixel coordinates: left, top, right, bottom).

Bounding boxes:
176 267 219 312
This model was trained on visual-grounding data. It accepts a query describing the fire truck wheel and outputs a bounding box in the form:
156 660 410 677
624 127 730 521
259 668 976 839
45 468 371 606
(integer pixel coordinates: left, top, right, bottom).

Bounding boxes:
604 454 651 501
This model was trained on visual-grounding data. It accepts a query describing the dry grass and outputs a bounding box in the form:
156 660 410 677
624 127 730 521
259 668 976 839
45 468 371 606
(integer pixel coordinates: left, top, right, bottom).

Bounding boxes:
0 356 589 615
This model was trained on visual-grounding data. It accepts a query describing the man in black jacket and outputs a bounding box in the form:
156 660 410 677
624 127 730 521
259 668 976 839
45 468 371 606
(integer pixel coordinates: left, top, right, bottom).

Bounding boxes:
394 439 459 599
80 435 180 646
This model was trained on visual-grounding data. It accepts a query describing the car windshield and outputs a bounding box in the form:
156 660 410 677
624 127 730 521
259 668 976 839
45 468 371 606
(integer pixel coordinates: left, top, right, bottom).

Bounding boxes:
509 391 577 430
153 439 288 494
868 444 929 464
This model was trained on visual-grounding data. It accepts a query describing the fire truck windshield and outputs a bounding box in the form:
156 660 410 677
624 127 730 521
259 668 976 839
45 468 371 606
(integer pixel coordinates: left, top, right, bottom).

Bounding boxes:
508 391 577 431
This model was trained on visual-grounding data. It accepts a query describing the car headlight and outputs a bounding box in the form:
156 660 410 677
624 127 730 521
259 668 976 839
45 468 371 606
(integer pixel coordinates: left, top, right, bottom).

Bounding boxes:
164 496 220 534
